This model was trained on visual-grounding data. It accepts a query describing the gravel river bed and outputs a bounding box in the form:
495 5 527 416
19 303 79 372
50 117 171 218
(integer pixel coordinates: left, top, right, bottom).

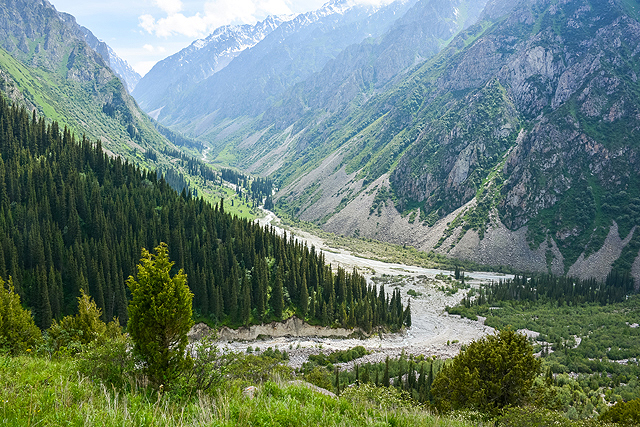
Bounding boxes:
216 211 513 368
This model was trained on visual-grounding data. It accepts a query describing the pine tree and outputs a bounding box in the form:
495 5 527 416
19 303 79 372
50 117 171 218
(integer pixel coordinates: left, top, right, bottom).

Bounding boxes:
272 263 284 319
418 364 426 402
35 266 52 329
127 243 194 386
299 273 308 318
383 356 390 387
404 299 412 327
241 273 251 326
361 364 370 384
309 290 316 319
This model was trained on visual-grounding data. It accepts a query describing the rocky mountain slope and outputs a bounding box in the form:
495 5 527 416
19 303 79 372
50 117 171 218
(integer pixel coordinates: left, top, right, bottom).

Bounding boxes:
137 0 419 128
57 12 141 92
133 15 290 116
0 0 167 158
183 0 640 282
279 0 640 281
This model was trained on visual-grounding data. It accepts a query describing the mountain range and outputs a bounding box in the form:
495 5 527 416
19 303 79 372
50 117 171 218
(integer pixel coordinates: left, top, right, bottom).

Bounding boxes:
1 0 638 283
0 0 161 160
133 0 640 283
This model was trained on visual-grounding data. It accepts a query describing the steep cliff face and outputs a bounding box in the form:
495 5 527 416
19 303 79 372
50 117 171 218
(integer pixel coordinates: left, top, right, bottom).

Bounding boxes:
268 0 640 280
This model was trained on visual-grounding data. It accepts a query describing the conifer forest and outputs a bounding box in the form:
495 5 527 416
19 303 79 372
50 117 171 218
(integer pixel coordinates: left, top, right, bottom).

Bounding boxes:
0 98 408 332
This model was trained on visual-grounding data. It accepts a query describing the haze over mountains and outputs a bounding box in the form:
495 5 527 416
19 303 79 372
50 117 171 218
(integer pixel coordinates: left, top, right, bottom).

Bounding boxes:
0 0 639 283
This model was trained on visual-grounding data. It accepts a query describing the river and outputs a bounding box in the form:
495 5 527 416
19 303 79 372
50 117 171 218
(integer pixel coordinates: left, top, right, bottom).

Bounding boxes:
220 210 512 367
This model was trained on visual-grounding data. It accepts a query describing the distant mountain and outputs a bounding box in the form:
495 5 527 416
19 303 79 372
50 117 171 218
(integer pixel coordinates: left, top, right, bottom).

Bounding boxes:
135 0 418 127
55 11 141 92
0 0 166 159
133 15 291 116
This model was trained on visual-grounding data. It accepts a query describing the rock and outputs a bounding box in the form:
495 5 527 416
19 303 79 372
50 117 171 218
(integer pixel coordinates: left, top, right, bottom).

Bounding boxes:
288 380 337 398
188 322 215 343
243 386 257 398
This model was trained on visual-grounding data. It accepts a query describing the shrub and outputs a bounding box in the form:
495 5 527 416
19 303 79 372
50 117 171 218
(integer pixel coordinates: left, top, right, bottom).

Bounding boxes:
498 407 575 427
0 278 41 354
340 383 412 410
600 398 640 425
431 329 540 414
77 334 136 388
127 243 194 387
46 289 121 356
304 366 333 391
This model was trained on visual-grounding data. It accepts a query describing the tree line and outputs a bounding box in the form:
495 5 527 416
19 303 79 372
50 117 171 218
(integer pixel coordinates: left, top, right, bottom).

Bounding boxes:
457 270 636 310
0 97 408 332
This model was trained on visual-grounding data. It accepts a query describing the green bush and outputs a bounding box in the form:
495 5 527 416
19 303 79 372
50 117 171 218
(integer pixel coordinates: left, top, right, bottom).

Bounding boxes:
46 289 121 356
304 366 333 391
600 398 640 425
432 329 540 414
0 278 41 354
498 407 575 426
340 383 413 410
77 334 136 389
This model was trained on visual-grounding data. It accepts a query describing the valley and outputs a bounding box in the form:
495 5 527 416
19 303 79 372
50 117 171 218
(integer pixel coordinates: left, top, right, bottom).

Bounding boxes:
0 0 639 424
215 209 508 366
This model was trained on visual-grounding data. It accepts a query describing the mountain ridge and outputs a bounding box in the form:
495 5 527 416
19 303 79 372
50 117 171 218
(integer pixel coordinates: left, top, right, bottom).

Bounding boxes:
0 0 170 160
192 0 640 282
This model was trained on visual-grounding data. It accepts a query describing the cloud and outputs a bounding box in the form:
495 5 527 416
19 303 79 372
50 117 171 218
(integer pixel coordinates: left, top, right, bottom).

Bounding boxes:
139 0 295 38
155 0 184 14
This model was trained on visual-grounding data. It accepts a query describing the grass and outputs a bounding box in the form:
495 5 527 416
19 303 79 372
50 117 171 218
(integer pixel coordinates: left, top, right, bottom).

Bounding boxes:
0 354 474 426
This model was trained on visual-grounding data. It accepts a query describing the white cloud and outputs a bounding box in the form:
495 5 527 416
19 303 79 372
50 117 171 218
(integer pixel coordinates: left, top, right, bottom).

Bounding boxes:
139 14 157 33
139 0 296 38
133 60 160 75
155 0 184 14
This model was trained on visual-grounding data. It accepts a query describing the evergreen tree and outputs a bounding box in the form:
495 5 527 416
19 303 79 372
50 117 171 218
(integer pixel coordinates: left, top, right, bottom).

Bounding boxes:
272 263 284 319
417 364 426 402
383 356 390 387
35 266 52 329
241 273 251 326
404 299 412 327
299 273 308 318
127 243 194 386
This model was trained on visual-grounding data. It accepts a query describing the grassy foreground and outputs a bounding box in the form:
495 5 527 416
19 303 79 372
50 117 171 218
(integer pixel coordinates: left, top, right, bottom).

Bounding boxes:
0 355 471 427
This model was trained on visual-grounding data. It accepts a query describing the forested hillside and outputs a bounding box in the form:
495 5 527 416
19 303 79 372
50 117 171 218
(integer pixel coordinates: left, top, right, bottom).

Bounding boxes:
0 97 407 331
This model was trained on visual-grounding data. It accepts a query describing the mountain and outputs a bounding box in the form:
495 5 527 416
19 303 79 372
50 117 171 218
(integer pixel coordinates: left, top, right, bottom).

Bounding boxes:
57 12 141 93
181 0 640 282
133 15 291 116
136 0 419 128
272 0 640 282
0 0 165 159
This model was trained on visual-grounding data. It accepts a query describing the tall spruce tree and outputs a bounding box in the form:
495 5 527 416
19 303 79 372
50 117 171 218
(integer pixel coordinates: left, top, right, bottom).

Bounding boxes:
272 263 284 319
127 243 194 386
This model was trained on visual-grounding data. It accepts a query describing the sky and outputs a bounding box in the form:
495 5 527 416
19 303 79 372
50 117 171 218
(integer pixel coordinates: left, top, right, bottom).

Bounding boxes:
50 0 327 76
